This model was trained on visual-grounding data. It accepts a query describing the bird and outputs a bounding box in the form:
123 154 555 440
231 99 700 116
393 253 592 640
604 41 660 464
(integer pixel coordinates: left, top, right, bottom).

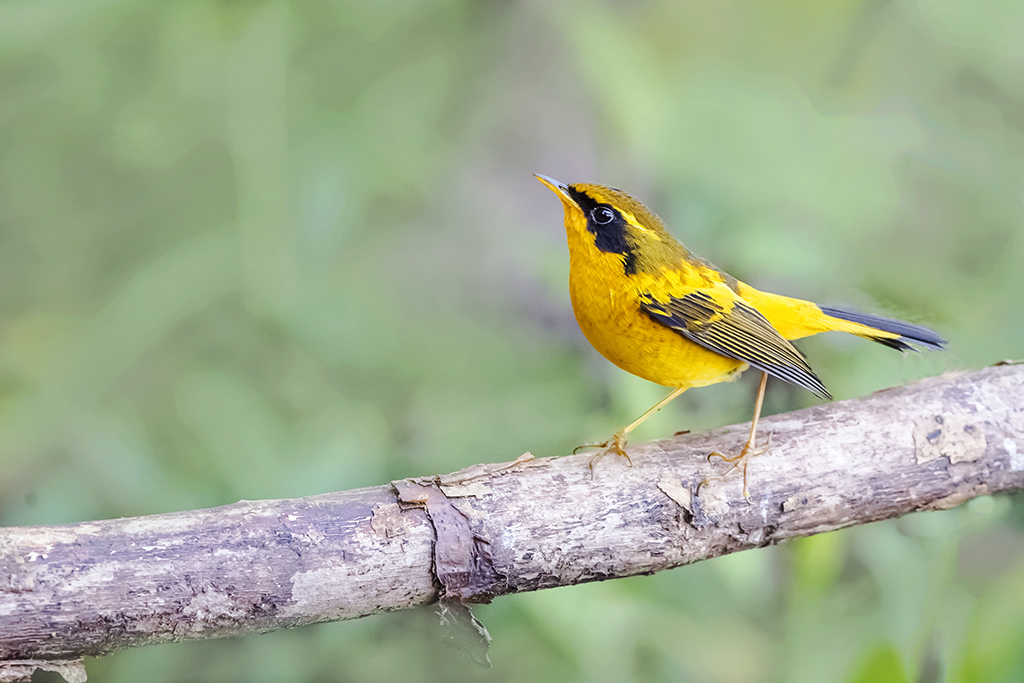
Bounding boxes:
535 174 945 494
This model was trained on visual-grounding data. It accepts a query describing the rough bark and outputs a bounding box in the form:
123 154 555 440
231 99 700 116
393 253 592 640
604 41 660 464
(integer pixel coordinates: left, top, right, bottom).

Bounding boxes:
2 365 1023 680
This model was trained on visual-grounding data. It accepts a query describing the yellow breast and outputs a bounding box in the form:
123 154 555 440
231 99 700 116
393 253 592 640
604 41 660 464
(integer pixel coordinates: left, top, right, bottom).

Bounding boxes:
567 234 748 389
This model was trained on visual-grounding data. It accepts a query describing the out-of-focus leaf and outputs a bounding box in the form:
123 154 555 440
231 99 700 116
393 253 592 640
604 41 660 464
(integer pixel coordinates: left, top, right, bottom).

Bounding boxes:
846 643 911 683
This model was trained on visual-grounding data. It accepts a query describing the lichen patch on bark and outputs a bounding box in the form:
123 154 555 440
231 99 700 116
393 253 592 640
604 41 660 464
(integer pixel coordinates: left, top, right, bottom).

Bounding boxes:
913 414 986 465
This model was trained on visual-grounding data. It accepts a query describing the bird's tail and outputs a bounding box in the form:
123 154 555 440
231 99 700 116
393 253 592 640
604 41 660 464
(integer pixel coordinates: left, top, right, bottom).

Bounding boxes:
818 306 946 352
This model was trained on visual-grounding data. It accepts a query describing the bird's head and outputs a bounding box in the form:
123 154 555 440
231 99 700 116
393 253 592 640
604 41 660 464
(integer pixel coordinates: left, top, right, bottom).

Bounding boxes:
534 174 687 275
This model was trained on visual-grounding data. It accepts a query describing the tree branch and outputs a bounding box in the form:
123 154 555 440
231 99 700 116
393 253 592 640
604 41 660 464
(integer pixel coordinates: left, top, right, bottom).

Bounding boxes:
2 365 1023 680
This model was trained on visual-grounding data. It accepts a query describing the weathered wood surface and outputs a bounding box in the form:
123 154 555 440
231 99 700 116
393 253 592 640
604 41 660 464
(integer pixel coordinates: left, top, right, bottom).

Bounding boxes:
2 365 1023 681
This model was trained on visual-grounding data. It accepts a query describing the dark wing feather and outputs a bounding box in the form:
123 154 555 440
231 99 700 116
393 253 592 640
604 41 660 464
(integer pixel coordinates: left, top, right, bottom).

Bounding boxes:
642 290 832 399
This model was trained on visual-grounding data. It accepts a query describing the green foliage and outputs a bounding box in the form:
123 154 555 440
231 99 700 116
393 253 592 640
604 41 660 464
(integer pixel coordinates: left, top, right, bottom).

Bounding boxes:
2 0 1023 681
847 644 911 683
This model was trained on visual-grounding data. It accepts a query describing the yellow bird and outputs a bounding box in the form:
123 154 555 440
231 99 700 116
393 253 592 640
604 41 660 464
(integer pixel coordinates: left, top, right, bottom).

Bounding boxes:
535 174 945 491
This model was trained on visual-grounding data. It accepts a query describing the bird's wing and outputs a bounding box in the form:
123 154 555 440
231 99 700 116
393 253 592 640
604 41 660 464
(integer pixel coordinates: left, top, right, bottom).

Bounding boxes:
640 285 832 399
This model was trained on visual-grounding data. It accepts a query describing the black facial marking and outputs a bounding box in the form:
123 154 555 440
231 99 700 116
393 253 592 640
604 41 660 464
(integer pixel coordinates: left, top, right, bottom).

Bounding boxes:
619 247 637 275
566 186 636 275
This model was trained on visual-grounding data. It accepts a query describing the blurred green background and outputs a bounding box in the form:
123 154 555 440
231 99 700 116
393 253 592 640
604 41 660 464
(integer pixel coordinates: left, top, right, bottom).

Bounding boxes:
2 0 1023 681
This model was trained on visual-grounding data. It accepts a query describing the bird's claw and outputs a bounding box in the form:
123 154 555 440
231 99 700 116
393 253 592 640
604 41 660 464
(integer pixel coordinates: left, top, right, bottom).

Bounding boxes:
574 432 632 470
701 432 774 498
707 431 773 464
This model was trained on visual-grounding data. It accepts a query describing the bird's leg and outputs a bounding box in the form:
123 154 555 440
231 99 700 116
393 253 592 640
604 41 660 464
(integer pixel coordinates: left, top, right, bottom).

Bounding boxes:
575 386 689 468
704 372 771 497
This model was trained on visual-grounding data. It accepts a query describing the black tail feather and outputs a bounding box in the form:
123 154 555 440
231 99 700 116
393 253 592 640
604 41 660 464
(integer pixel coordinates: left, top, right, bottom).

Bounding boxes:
819 306 946 352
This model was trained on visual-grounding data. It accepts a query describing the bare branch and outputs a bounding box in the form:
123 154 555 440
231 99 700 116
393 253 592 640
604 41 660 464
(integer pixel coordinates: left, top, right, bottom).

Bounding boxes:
2 365 1023 680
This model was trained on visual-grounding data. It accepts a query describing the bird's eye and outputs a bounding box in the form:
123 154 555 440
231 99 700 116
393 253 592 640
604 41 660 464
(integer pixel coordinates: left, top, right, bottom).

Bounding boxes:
592 206 615 225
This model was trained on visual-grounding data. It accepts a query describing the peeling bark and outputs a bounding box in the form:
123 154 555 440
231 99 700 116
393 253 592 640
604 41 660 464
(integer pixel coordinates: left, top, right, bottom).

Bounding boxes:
2 365 1023 681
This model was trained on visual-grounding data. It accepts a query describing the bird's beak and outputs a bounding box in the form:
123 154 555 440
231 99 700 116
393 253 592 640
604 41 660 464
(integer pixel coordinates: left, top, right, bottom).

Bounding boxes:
534 173 578 208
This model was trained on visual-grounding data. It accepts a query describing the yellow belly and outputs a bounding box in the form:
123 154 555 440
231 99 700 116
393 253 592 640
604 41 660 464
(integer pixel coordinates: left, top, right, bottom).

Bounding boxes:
569 265 748 389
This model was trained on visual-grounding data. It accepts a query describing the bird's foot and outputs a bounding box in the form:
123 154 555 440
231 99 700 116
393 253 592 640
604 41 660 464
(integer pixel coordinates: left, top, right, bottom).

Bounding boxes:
573 431 633 469
699 432 773 498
